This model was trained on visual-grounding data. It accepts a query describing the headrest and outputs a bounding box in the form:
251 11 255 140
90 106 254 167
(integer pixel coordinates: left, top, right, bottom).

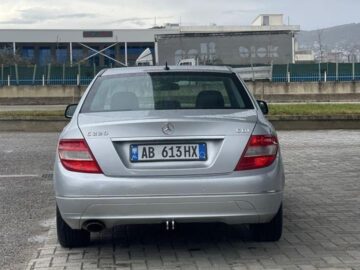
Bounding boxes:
110 92 139 111
196 90 225 109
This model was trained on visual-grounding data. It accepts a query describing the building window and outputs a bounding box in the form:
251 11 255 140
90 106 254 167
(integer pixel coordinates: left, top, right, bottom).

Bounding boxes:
39 47 51 65
87 46 99 66
21 46 35 62
72 47 83 63
104 47 115 66
56 47 67 64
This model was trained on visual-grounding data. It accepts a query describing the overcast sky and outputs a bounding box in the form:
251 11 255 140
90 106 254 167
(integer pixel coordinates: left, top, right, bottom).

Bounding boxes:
0 0 358 31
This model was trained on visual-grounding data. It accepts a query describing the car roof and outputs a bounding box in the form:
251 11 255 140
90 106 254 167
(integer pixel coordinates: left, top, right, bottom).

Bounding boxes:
101 65 234 77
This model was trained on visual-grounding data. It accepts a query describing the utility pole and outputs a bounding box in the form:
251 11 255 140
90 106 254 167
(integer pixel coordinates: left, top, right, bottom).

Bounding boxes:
317 29 324 63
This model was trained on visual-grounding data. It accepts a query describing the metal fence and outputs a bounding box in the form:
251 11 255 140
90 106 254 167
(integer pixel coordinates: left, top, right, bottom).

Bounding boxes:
1 63 360 86
0 64 108 86
272 63 360 83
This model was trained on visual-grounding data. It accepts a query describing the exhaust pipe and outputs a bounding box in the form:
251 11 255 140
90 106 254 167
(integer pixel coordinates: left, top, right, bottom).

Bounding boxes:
83 220 105 233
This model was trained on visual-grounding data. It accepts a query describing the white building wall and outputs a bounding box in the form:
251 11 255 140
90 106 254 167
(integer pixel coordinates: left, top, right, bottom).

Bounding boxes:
251 16 263 26
0 29 178 43
252 14 284 26
269 15 284 26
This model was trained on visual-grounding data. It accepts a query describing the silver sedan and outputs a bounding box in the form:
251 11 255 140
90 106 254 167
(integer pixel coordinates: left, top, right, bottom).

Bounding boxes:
54 66 285 247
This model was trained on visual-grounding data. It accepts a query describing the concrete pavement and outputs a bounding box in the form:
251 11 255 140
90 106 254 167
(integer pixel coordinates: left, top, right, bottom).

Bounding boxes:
0 133 59 270
1 131 360 269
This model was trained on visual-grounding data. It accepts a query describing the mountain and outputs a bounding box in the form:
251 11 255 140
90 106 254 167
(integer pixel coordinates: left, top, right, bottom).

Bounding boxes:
297 23 360 51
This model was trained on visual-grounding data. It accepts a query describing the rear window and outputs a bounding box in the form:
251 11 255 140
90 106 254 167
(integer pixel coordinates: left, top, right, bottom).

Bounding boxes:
81 72 254 113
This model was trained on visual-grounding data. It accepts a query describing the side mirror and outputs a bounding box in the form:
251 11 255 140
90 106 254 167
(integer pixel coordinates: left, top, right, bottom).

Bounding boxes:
65 104 78 119
257 100 269 115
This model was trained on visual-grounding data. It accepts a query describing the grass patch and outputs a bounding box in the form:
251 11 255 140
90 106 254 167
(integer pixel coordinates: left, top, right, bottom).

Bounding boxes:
269 103 360 116
0 110 64 117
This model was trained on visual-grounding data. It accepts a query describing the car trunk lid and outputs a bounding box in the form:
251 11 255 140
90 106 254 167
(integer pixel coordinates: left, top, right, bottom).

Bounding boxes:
78 109 257 177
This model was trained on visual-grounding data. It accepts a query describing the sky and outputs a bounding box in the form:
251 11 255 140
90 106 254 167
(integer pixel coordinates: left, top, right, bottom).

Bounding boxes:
0 0 358 31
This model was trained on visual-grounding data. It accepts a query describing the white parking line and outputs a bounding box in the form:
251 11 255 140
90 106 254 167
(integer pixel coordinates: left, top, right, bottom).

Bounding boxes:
0 174 39 178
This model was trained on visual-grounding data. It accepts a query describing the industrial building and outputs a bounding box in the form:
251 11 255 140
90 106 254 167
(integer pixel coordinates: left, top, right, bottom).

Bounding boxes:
0 15 300 67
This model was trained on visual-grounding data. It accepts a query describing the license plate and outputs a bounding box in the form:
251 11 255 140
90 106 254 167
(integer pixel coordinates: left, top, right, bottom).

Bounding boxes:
130 143 207 162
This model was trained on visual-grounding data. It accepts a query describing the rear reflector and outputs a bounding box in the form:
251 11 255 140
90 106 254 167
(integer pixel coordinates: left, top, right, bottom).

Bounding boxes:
235 135 278 171
58 139 102 174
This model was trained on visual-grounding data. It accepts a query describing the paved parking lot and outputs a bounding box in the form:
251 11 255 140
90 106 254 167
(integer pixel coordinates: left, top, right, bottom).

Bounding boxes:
1 131 360 270
0 133 58 270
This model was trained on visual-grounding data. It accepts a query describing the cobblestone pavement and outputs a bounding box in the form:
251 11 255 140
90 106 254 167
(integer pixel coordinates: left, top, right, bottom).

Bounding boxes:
26 130 360 270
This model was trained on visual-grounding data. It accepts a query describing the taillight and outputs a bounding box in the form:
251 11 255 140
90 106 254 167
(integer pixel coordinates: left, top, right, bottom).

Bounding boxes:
235 135 278 171
58 139 102 174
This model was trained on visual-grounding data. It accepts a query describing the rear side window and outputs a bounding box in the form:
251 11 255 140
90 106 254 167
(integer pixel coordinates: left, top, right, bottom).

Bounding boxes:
81 72 254 112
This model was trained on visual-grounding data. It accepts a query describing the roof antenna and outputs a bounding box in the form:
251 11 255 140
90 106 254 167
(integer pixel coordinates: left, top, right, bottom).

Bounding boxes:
164 62 170 71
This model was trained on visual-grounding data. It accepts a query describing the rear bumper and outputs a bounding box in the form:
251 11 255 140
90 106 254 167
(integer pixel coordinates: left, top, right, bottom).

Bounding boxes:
54 153 285 229
57 192 283 229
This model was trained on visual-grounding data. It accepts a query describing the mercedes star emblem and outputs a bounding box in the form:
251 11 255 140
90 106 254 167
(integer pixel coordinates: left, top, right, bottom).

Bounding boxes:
162 123 175 135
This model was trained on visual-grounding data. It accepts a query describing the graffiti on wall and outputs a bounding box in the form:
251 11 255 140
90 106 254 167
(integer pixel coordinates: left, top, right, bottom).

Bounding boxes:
158 33 292 65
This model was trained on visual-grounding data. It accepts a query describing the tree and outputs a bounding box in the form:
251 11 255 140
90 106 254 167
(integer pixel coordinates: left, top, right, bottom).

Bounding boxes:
0 48 30 65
